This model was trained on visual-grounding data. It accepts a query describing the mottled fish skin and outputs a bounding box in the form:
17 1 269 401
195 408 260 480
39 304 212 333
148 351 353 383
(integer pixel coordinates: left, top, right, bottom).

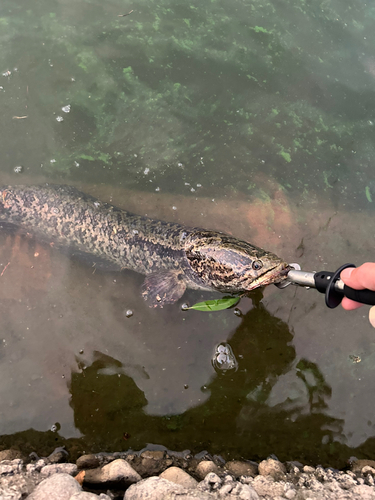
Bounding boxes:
0 185 289 306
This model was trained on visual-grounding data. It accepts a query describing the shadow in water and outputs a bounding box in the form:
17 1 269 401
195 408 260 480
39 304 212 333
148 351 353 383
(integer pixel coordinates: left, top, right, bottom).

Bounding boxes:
1 299 375 468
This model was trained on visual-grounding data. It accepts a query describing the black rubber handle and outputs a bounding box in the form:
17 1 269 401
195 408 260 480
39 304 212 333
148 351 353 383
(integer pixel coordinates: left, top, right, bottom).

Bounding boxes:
342 285 375 306
315 264 375 309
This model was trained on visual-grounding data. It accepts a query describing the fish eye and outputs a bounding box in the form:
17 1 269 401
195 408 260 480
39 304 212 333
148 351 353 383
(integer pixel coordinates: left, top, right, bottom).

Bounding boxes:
252 260 263 271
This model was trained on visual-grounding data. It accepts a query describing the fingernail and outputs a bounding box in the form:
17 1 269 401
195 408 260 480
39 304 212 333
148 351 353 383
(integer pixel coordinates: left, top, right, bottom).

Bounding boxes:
369 306 375 328
341 268 354 280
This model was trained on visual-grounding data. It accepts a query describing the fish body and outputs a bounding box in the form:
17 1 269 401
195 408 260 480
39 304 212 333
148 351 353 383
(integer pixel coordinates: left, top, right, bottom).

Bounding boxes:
0 185 289 306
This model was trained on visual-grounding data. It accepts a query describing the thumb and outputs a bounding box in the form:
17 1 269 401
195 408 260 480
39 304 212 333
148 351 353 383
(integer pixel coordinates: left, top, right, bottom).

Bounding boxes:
369 306 375 328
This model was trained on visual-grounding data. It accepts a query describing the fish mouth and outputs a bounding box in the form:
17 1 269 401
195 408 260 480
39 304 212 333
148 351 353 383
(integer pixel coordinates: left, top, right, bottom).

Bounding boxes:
246 262 292 291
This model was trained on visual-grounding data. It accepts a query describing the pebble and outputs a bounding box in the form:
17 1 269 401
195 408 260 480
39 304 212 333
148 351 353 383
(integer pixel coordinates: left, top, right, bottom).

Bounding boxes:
159 466 198 488
303 465 316 473
226 460 258 478
284 489 296 499
27 473 82 499
140 450 166 460
76 454 102 470
137 450 168 476
0 459 23 475
197 472 222 492
258 458 286 480
196 460 220 479
124 476 185 500
40 463 77 477
351 459 375 473
47 451 68 464
84 458 141 485
0 449 375 500
251 475 285 498
0 450 24 461
363 466 375 476
26 460 46 474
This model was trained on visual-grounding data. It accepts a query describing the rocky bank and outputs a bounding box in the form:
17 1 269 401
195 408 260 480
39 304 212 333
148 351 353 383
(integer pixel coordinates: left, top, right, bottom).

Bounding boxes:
1 448 375 500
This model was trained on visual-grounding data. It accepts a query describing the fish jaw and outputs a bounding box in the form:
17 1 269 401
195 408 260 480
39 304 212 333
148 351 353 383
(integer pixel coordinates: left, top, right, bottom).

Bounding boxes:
245 262 292 291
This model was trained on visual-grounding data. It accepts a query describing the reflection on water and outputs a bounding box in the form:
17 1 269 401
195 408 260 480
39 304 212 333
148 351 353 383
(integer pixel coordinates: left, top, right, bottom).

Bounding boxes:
1 296 374 468
1 0 375 469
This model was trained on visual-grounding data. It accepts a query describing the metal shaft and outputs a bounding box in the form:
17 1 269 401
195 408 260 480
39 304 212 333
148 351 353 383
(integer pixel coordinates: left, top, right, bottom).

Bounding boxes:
288 269 345 291
287 269 316 287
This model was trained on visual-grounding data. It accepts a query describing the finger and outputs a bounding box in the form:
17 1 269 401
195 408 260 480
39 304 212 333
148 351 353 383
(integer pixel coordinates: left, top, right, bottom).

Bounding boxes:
341 264 375 291
341 296 364 310
369 306 375 327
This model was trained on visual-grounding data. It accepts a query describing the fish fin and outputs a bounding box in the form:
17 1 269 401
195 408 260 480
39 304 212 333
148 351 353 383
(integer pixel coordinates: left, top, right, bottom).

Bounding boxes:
142 270 187 307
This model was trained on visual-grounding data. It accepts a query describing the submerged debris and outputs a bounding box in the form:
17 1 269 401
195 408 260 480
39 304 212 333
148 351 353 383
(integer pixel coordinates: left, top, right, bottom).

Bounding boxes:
212 342 238 372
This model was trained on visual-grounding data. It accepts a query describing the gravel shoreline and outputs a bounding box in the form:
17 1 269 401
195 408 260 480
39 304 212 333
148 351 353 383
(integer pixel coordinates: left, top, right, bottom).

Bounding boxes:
1 447 375 499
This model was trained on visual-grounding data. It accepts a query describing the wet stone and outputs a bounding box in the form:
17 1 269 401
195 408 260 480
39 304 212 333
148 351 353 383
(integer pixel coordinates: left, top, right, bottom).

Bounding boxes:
76 454 102 470
258 458 286 480
225 460 258 479
137 457 166 477
351 459 375 473
140 450 166 460
0 450 24 462
195 460 220 479
84 458 141 485
285 461 303 473
159 466 198 488
44 447 67 463
136 451 167 477
46 451 67 464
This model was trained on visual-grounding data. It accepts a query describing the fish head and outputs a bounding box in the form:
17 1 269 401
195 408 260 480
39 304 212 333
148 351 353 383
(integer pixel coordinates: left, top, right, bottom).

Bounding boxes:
184 230 290 293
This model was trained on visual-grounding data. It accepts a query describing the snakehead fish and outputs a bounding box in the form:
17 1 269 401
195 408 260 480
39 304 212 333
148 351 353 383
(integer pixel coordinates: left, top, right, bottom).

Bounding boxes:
0 185 290 307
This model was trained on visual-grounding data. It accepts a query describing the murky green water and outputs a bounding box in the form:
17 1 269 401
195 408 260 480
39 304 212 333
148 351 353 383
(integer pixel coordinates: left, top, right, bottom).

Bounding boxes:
1 0 375 468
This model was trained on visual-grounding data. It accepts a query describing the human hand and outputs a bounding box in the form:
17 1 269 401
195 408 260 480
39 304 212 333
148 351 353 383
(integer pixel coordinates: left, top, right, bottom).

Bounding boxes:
341 263 375 327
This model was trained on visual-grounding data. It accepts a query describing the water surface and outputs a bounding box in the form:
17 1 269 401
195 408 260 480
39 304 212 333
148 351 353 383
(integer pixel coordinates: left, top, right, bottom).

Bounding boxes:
0 0 375 467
